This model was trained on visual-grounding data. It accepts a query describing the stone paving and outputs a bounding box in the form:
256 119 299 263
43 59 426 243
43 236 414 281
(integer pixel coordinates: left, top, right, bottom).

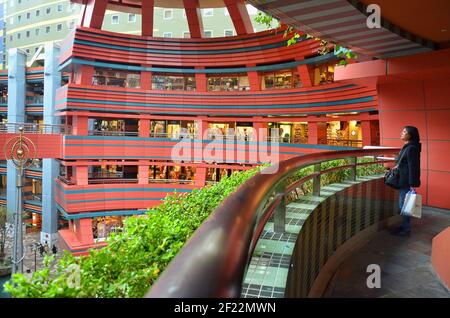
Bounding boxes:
2 230 63 275
324 207 450 298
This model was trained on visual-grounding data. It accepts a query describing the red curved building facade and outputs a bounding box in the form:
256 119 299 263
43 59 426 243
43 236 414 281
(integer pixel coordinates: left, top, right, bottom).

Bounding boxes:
16 0 381 252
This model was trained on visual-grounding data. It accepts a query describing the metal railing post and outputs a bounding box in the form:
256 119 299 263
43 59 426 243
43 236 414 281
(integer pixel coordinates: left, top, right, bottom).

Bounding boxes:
349 157 357 181
273 183 286 233
313 163 321 196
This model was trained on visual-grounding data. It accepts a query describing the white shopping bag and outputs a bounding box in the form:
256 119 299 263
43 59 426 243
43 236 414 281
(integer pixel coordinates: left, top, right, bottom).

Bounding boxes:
401 189 422 218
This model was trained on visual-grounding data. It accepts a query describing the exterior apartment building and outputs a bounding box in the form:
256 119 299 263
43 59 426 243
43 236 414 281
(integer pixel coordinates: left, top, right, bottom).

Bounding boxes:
1 0 268 67
0 0 382 254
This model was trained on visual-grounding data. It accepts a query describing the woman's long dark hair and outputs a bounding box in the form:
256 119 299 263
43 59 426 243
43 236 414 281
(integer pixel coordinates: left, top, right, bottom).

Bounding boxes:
404 126 422 152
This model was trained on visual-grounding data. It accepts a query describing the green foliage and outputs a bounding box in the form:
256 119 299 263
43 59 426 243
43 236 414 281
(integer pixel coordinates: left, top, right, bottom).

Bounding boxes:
4 167 264 298
253 11 357 65
254 11 279 29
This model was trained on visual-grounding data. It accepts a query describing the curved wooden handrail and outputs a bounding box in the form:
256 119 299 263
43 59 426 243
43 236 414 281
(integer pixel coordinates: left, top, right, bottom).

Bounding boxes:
145 148 399 298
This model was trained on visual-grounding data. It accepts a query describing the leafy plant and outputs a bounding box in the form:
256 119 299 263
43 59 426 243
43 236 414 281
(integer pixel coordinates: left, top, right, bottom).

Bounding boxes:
254 13 357 65
5 167 264 298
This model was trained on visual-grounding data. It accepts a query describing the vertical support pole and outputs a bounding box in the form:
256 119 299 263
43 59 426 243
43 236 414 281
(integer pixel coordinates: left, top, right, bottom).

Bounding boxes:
273 183 286 233
7 48 26 223
313 163 321 196
349 157 357 181
41 42 61 247
12 168 24 274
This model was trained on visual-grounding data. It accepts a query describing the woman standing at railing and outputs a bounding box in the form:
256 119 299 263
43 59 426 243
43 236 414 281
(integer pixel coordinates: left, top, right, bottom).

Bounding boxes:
391 126 421 236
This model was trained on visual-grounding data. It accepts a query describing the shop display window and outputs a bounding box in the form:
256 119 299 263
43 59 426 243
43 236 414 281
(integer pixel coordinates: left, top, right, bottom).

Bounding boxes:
93 216 125 240
262 70 301 90
314 63 335 85
207 74 250 91
152 74 196 91
92 67 141 88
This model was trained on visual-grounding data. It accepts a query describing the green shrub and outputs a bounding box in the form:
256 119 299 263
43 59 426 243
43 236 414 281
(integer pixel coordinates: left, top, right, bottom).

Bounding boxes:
5 167 264 298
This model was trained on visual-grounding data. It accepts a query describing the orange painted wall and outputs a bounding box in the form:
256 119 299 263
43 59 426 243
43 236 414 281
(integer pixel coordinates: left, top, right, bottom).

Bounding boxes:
378 78 450 209
431 226 450 289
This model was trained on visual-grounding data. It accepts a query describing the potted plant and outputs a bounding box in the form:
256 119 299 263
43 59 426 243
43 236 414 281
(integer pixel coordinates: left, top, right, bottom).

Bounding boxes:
0 206 11 277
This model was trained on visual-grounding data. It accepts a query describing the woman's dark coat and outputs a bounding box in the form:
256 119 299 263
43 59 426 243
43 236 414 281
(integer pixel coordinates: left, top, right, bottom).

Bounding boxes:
397 143 421 188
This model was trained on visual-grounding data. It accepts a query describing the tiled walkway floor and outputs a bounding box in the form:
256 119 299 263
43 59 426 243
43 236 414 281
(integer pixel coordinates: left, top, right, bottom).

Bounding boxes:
241 178 369 298
324 207 450 298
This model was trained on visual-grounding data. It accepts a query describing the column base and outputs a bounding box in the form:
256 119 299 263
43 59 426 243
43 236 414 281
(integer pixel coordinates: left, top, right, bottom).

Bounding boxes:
40 231 59 248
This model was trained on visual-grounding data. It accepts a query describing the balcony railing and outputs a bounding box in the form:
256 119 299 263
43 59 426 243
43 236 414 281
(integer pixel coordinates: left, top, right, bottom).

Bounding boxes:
146 148 399 298
25 96 44 104
58 175 196 186
320 138 363 148
88 130 139 137
0 123 72 135
86 131 317 145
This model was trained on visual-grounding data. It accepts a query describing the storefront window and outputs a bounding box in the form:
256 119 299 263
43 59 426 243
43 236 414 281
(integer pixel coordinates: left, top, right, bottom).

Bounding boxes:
262 70 301 90
92 67 141 88
313 63 335 85
150 120 166 137
152 74 196 91
235 123 254 141
207 74 250 91
93 216 125 240
206 168 231 182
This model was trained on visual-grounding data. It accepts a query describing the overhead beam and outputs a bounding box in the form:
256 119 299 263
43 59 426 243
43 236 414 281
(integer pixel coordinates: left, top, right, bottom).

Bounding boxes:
142 0 155 36
81 0 108 29
183 0 204 38
224 0 254 35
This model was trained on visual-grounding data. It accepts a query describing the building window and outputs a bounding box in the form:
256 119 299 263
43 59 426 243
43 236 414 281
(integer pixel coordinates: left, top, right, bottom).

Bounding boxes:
204 30 213 38
25 49 30 54
36 10 40 17
163 9 173 20
92 67 141 88
26 30 30 37
163 32 172 38
207 74 250 91
46 7 51 14
57 4 63 12
26 12 30 19
224 30 234 37
9 36 13 42
262 70 301 90
183 31 190 38
152 74 196 91
35 47 39 53
46 26 50 33
203 8 213 17
18 15 21 22
68 21 75 30
17 33 21 40
57 24 62 31
35 28 40 36
128 13 136 23
111 15 119 24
